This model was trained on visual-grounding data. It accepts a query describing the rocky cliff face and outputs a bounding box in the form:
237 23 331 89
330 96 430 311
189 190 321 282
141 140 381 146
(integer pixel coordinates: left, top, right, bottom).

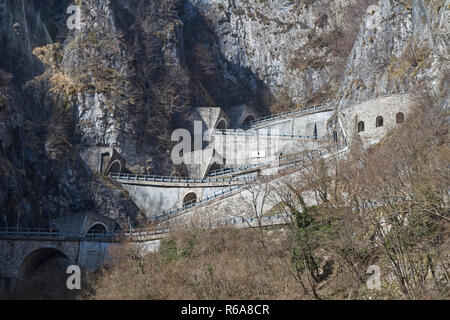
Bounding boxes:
188 0 448 110
0 0 447 228
0 0 142 229
185 0 372 108
337 0 449 110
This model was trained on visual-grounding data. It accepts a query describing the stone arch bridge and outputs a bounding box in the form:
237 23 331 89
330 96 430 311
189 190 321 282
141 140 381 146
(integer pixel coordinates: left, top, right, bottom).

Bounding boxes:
0 230 119 295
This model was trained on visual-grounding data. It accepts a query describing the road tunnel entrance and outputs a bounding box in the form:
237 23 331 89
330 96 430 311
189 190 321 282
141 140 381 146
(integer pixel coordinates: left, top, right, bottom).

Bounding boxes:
183 192 198 206
242 115 256 127
87 223 108 235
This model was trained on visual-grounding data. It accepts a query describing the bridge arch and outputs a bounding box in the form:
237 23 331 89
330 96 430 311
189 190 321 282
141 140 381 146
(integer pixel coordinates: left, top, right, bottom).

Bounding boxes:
183 192 198 205
19 248 69 280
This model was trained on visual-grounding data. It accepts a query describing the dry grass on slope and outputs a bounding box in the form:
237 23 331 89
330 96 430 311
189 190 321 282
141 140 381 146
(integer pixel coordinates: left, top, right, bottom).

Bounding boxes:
85 227 302 300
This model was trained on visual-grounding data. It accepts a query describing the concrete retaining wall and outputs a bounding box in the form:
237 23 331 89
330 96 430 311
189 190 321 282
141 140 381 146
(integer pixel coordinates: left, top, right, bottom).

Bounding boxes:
123 184 240 219
251 110 334 137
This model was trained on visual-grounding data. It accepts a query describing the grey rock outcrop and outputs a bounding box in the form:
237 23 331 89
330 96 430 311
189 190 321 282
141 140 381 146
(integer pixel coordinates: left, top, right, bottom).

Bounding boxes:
337 0 449 110
186 0 371 107
0 0 142 229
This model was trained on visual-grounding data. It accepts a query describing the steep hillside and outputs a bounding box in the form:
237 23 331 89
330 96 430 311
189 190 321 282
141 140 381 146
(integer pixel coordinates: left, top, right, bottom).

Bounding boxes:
0 0 447 229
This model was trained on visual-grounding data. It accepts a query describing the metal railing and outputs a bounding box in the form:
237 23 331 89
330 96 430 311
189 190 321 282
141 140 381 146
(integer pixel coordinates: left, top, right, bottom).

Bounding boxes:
108 173 254 184
0 212 294 242
0 212 293 242
152 184 246 222
0 228 118 240
242 104 332 129
212 129 325 140
127 212 292 239
207 149 322 178
124 228 171 238
208 163 263 177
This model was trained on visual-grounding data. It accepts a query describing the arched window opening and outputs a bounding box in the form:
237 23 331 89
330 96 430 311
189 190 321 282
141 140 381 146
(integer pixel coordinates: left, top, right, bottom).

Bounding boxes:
358 121 365 133
376 116 384 128
183 193 197 205
396 112 404 124
313 123 318 139
87 223 107 234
